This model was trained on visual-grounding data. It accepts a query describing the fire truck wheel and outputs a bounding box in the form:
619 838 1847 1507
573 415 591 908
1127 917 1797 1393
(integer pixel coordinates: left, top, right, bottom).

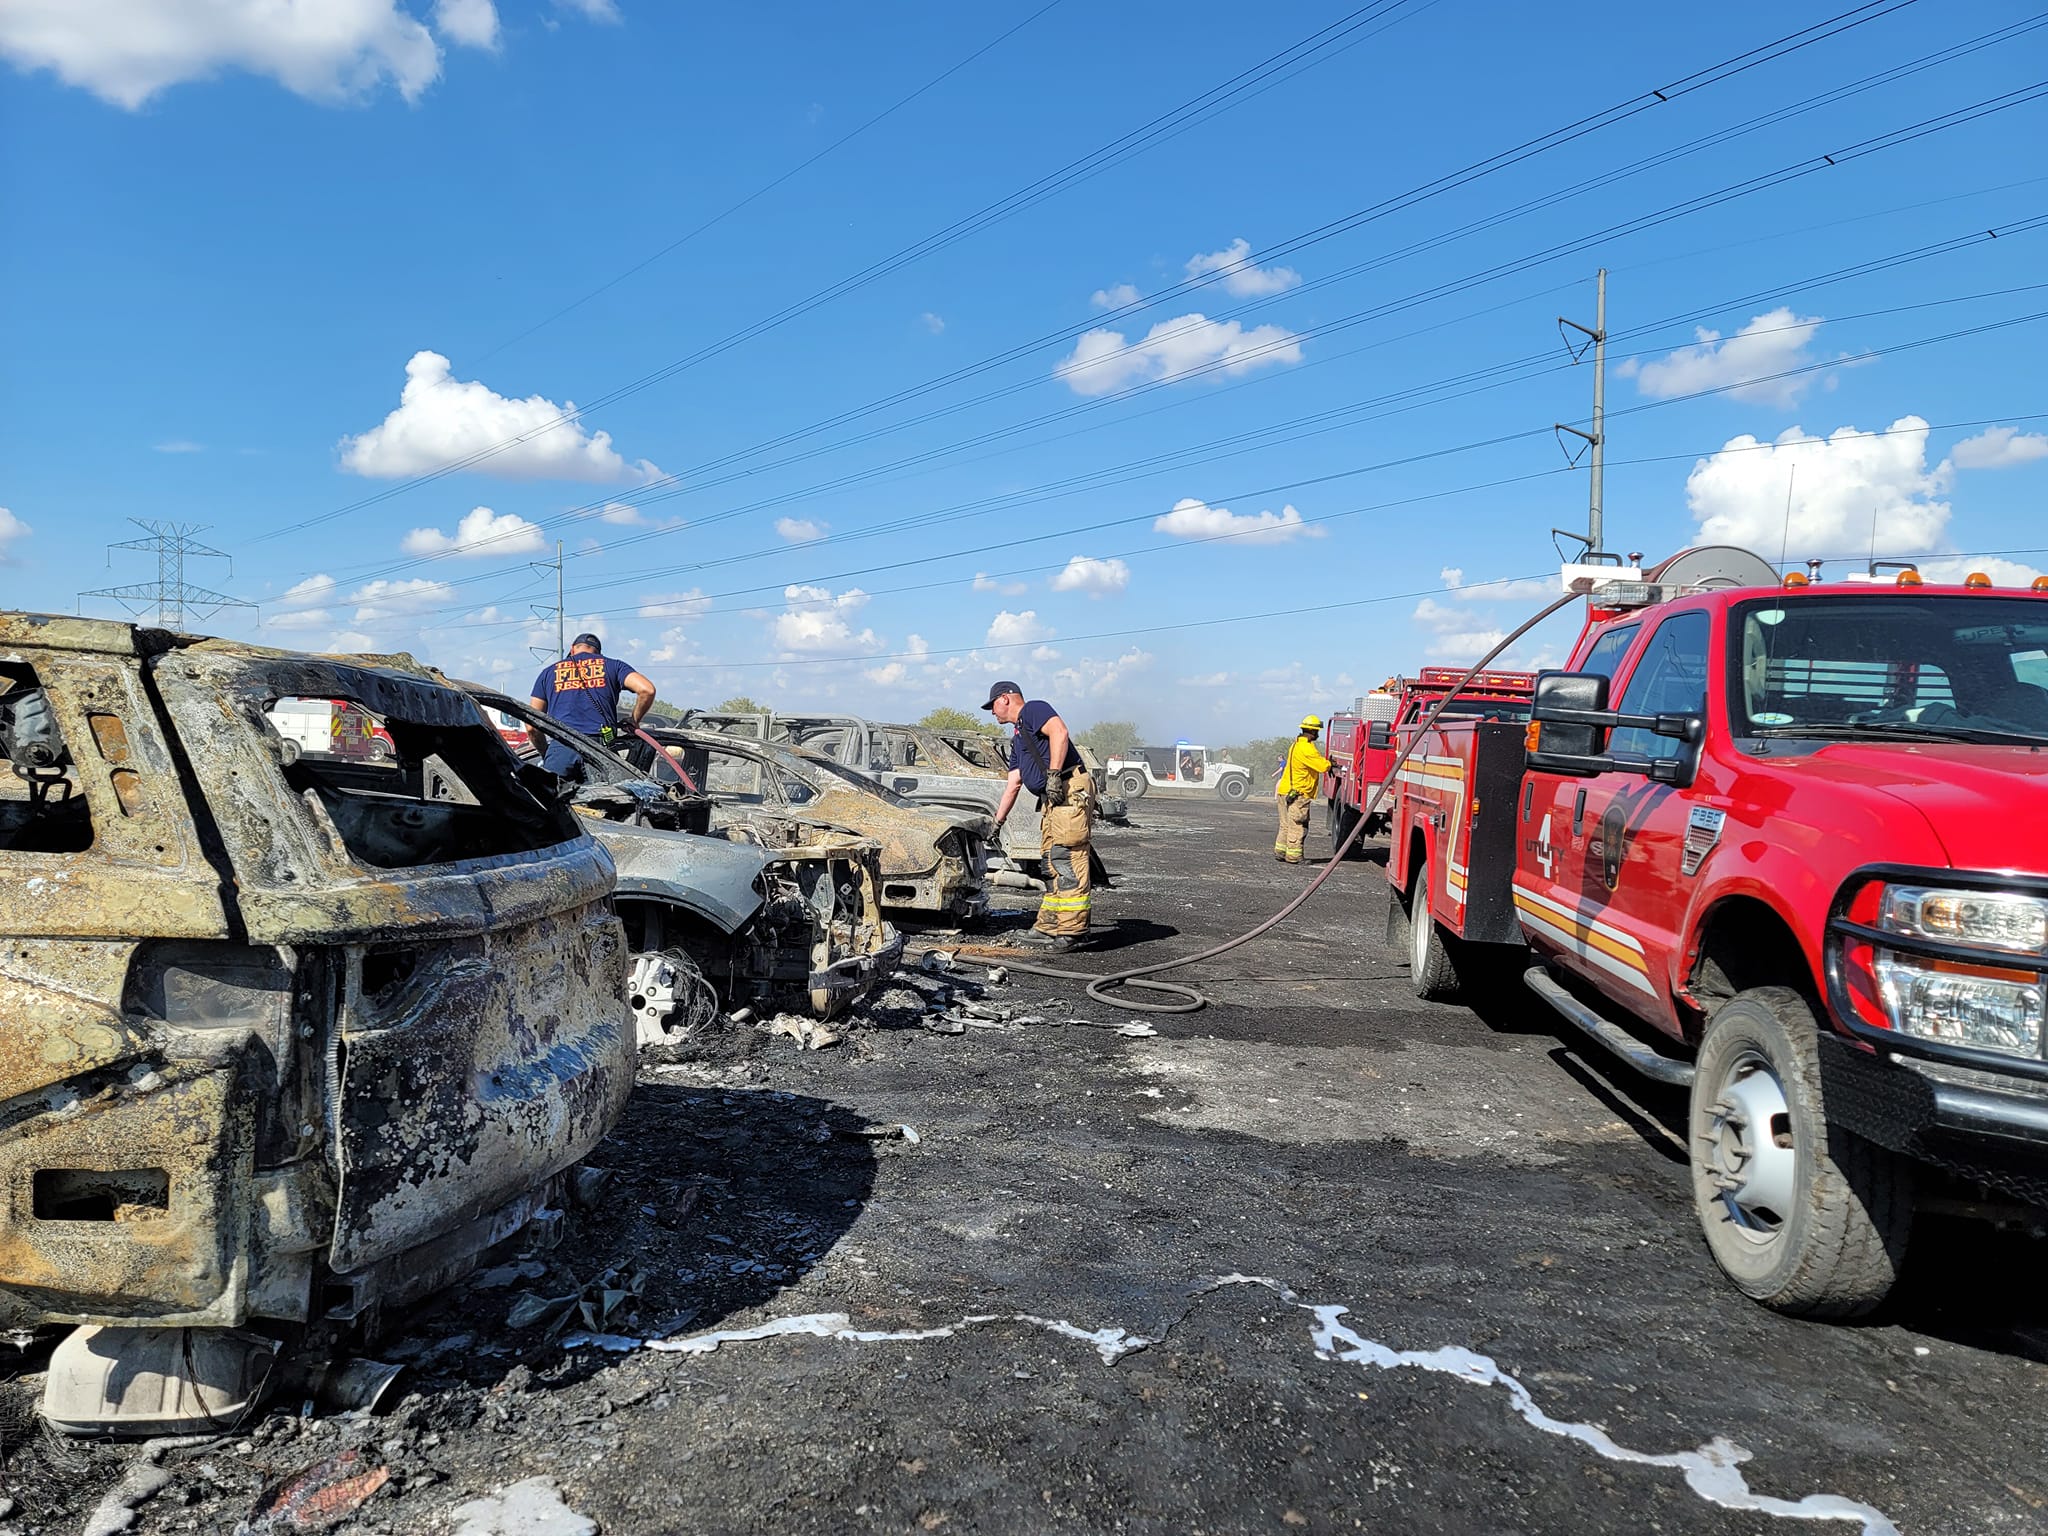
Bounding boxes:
1399 856 1462 1000
1688 988 1912 1317
1117 770 1148 798
1217 773 1249 802
1327 800 1361 859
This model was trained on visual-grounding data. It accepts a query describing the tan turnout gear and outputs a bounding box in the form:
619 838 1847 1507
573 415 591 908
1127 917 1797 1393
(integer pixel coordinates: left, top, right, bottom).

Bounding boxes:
1275 791 1311 863
1037 771 1095 937
1274 730 1329 863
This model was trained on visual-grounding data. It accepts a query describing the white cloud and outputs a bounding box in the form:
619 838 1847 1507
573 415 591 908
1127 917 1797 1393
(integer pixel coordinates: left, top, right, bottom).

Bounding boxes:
598 502 644 524
340 350 661 483
864 661 907 686
775 516 827 542
401 505 545 557
1685 416 1950 558
1184 237 1300 298
1621 308 1825 408
1438 567 1557 603
1055 314 1302 397
1091 282 1141 310
349 577 455 623
0 0 444 109
1031 644 1062 663
1917 555 2047 587
648 625 700 666
1177 671 1232 688
153 439 203 454
1153 497 1321 546
1952 426 2048 471
637 589 710 621
973 571 1028 596
267 573 336 631
919 312 945 335
987 610 1052 647
774 584 878 654
433 0 499 50
555 0 621 20
1412 596 1509 663
1050 647 1153 699
0 507 30 557
324 630 379 653
1049 554 1130 597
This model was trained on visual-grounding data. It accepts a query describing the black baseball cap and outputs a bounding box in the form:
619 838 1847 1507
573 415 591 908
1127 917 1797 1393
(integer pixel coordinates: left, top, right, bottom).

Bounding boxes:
980 680 1023 711
571 632 603 651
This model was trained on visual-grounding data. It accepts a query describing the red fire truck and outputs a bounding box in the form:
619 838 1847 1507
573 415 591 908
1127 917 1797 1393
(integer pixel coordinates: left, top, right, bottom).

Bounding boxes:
1322 667 1534 853
1386 545 2048 1316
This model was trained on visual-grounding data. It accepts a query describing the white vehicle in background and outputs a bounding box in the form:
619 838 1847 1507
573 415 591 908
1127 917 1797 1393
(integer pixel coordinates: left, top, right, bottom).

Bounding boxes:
1105 744 1253 802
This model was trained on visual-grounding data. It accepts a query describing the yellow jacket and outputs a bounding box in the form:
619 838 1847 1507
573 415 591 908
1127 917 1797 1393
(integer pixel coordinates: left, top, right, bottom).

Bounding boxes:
1277 734 1331 797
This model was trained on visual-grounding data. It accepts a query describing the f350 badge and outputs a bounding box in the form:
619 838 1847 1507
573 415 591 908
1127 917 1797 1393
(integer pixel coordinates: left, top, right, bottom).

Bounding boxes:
1682 806 1726 877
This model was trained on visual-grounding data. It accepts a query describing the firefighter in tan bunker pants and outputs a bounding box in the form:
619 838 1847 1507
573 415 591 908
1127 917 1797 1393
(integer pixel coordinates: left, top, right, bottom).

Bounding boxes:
984 680 1094 951
1275 715 1331 863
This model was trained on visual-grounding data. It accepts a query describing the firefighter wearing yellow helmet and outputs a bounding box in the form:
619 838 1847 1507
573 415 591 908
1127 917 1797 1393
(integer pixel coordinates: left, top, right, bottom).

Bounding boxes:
1274 714 1333 864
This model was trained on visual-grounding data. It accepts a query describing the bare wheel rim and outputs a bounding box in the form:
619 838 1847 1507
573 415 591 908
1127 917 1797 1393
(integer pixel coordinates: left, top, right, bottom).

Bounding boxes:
1409 868 1431 976
1701 1049 1798 1243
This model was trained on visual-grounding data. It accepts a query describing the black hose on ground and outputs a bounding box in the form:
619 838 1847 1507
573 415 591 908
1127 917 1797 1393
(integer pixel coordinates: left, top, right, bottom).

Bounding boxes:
993 592 1582 1013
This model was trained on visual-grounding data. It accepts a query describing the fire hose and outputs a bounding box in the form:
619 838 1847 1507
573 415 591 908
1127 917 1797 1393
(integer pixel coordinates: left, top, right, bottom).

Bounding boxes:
991 592 1582 1013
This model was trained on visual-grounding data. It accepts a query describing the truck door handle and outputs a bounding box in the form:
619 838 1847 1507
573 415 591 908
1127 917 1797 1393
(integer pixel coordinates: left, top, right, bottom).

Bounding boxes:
1573 789 1586 835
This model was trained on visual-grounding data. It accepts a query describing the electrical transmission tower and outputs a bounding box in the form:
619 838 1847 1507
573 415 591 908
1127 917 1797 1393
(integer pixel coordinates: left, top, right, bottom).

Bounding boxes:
80 519 254 630
529 539 565 662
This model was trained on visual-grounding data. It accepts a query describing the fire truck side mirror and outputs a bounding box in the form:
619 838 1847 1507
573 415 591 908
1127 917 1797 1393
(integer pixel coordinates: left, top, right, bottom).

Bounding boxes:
1366 722 1392 751
1526 672 1610 772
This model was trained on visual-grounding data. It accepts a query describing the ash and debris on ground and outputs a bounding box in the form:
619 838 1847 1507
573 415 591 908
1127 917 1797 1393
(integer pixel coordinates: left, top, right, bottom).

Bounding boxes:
3 802 2045 1535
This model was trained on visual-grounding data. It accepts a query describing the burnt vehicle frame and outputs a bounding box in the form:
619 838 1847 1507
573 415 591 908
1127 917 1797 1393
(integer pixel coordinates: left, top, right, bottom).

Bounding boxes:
0 615 634 1434
631 725 992 924
464 688 901 1029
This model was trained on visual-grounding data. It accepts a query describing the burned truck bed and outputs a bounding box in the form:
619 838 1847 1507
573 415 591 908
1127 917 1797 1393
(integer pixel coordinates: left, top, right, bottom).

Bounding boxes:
0 616 635 1434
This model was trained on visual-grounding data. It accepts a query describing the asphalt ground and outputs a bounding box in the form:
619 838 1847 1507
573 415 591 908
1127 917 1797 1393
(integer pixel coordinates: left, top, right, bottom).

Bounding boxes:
6 795 2047 1535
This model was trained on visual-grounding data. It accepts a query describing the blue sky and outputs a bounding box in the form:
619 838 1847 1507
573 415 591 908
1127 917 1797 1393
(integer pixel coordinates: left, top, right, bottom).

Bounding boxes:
4 0 2046 742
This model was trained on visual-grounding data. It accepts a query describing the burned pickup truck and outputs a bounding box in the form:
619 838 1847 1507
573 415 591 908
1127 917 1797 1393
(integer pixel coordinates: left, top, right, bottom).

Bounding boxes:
0 615 635 1434
466 689 900 1029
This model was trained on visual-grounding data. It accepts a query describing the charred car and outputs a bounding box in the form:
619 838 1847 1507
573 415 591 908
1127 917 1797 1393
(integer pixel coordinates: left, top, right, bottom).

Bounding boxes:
632 726 992 924
465 689 900 1029
678 711 1120 888
0 616 635 1435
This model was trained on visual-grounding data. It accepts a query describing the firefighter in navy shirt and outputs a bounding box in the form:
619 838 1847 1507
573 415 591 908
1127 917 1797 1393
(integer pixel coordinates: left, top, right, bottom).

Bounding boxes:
983 680 1095 949
529 633 657 778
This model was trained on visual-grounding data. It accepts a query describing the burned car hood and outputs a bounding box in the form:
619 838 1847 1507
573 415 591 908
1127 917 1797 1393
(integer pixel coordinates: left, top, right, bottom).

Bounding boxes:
593 820 776 934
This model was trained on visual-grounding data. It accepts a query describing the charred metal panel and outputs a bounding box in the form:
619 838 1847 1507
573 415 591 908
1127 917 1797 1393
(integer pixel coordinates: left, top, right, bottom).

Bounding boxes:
0 1069 253 1327
328 904 629 1273
604 824 776 934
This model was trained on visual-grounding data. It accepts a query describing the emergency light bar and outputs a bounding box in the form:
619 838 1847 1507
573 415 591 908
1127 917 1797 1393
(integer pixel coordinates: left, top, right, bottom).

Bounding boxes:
1415 666 1536 691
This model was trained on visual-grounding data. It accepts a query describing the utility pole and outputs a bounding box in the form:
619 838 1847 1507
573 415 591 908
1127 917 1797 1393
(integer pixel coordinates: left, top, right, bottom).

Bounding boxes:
1555 268 1608 554
530 540 565 662
80 519 253 629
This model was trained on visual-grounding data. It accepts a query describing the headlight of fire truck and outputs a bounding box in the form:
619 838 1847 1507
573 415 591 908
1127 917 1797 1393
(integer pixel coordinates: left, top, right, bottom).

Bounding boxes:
1837 880 2047 1059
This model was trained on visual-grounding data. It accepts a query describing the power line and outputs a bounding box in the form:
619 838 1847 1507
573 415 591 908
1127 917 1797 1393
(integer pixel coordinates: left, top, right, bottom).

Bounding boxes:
301 57 2048 593
470 0 1071 365
263 263 2048 631
646 410 2048 674
419 383 2048 645
250 0 1435 542
251 0 1923 545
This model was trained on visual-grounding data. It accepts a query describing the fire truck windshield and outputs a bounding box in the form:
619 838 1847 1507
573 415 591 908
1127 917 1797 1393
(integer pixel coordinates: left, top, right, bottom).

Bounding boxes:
1733 595 2048 745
